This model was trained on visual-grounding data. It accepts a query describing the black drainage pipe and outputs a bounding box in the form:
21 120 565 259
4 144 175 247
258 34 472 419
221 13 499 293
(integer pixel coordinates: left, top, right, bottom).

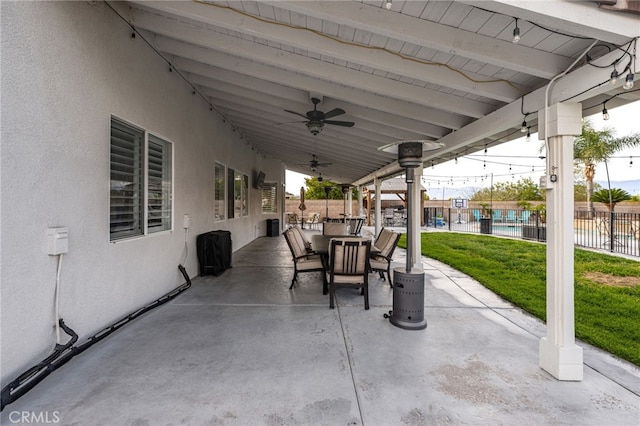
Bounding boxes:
1 265 192 411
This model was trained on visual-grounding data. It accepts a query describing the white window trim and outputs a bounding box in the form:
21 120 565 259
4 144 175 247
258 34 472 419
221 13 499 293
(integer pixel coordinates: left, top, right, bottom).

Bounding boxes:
110 116 174 243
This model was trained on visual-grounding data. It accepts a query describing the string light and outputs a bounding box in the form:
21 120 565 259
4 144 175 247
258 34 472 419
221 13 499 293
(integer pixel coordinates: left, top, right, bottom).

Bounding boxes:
484 144 488 154
623 72 634 90
520 114 528 132
512 18 521 44
602 102 610 120
630 157 634 167
610 68 619 85
526 127 531 142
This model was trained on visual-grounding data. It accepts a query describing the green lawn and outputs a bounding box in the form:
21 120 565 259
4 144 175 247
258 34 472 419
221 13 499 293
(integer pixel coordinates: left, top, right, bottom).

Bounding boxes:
398 233 640 366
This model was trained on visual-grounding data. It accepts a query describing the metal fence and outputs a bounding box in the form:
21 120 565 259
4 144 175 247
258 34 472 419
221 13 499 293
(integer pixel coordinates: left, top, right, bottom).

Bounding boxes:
423 207 639 258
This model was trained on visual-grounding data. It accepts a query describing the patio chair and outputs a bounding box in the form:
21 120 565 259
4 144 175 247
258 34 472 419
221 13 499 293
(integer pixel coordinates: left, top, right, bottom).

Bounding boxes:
326 238 372 310
283 228 324 289
505 210 517 223
492 209 503 222
384 208 395 226
370 229 401 285
518 210 530 223
472 209 481 221
305 212 320 230
347 217 364 236
323 222 350 236
290 225 313 252
286 213 300 228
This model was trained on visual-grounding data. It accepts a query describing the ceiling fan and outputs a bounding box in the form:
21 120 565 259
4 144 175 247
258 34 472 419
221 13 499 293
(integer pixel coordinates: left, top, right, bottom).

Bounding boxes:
284 97 355 135
297 154 332 172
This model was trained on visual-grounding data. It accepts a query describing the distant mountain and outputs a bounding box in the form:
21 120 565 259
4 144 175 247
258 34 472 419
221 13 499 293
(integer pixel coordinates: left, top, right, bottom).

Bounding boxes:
594 180 640 196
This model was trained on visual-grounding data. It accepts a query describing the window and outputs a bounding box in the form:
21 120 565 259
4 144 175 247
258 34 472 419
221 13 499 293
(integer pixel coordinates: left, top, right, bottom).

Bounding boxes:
147 134 172 233
261 182 277 213
227 168 248 219
214 162 225 221
110 117 173 241
110 119 144 240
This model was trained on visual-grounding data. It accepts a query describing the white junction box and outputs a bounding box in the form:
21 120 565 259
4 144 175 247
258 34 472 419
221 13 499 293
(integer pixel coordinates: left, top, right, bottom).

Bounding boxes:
47 227 69 255
183 214 191 229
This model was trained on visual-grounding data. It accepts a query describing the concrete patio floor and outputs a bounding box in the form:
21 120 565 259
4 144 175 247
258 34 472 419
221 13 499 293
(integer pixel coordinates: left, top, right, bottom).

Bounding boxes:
2 228 639 425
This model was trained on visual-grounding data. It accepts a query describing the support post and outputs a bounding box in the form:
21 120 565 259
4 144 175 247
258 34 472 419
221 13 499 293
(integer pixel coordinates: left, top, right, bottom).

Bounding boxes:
538 102 583 380
374 177 382 238
411 164 423 269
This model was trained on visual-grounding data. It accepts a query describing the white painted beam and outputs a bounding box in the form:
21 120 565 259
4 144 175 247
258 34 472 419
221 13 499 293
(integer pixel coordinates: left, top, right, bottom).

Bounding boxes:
467 0 639 45
156 38 475 130
131 5 510 109
266 0 573 79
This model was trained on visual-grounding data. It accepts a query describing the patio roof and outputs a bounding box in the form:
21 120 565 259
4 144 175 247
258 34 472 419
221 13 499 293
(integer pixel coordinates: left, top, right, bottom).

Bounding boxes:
112 1 639 185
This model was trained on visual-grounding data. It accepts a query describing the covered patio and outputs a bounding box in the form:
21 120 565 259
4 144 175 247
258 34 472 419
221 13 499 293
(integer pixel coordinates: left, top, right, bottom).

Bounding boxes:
2 229 638 425
2 1 640 421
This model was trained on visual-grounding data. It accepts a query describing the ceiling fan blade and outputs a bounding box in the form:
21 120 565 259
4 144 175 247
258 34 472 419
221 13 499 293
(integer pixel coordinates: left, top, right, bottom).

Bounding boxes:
324 120 355 127
323 108 346 119
284 109 309 120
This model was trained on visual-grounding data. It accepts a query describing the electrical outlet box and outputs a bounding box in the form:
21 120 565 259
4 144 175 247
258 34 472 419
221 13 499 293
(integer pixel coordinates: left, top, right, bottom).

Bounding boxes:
47 227 69 255
183 214 192 229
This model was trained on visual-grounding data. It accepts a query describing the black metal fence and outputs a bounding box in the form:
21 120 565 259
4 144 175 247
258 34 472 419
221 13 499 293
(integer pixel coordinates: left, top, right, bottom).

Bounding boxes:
423 207 639 258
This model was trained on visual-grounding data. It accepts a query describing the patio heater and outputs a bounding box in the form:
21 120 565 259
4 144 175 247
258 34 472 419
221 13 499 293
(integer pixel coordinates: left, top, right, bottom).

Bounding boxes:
340 183 352 218
323 185 333 219
380 140 443 330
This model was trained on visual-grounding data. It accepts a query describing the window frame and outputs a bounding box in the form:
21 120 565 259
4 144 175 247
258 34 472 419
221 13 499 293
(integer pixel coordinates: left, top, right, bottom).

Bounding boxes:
261 182 278 214
109 116 174 242
214 162 226 222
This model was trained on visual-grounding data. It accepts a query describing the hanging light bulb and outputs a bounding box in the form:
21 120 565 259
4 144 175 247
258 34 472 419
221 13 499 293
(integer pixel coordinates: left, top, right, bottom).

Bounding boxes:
512 18 520 44
623 72 634 90
526 127 531 142
521 119 528 133
610 68 619 85
455 155 458 164
385 0 392 9
602 103 610 121
484 144 488 154
483 160 486 169
630 157 634 167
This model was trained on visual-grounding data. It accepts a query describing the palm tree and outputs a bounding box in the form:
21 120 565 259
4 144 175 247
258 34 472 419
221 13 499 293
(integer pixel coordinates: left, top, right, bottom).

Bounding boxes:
573 119 640 214
590 188 632 211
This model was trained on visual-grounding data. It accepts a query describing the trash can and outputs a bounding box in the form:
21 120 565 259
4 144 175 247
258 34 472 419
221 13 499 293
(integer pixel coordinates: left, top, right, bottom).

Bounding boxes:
480 218 492 234
266 219 279 237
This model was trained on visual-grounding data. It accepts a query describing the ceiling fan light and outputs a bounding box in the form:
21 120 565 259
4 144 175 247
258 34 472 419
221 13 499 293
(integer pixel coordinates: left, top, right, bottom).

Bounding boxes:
306 121 324 135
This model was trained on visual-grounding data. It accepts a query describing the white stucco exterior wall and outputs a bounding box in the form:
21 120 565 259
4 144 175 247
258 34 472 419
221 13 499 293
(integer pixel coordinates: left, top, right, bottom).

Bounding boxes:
1 1 283 383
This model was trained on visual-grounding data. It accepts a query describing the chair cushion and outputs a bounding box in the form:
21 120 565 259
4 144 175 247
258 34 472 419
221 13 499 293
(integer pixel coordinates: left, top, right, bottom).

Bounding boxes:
369 258 388 270
291 226 313 251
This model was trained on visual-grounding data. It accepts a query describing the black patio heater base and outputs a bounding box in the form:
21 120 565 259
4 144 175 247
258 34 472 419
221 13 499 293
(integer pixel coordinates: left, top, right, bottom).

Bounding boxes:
388 268 427 330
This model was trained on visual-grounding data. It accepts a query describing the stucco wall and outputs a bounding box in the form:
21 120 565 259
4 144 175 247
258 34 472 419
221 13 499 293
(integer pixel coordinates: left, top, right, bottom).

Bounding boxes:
0 1 282 382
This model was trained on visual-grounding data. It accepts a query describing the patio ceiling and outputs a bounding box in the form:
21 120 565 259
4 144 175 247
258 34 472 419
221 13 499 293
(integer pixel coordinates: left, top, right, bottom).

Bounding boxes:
114 0 639 185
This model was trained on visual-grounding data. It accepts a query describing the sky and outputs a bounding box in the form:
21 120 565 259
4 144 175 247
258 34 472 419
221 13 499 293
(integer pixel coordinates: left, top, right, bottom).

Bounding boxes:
285 101 640 196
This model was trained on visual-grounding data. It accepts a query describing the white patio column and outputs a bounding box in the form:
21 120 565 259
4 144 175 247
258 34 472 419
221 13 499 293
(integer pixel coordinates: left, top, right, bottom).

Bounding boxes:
411 164 423 269
357 185 364 217
374 177 382 237
538 102 583 381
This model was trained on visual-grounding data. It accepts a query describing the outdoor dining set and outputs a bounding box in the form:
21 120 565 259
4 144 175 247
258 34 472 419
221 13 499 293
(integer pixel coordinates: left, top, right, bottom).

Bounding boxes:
282 223 401 311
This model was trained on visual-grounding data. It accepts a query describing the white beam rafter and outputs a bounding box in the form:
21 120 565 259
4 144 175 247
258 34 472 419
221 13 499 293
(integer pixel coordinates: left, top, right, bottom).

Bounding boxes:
130 4 508 111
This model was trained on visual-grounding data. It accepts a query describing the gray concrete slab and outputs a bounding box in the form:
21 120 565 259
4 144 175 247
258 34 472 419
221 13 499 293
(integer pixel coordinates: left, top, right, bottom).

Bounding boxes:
2 232 639 425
